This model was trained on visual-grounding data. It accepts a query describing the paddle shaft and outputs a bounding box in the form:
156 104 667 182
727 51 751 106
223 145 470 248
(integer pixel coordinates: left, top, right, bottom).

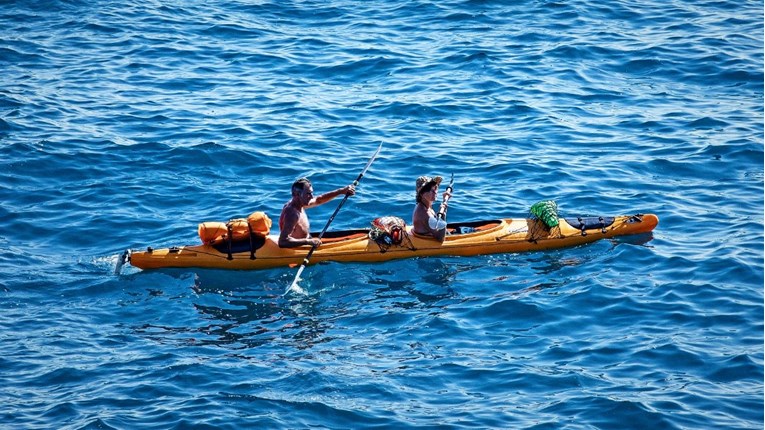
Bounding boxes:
287 143 382 293
437 174 454 220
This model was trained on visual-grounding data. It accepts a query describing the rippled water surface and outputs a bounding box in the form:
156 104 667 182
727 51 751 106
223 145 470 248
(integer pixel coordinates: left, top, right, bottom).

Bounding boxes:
1 0 762 428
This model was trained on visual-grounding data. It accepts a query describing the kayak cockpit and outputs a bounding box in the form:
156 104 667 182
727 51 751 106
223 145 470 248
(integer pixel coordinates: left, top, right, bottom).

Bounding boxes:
315 229 370 243
446 219 503 235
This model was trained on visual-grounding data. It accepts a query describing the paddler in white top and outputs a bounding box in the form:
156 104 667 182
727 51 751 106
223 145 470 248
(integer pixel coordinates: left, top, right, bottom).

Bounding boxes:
278 177 355 248
412 175 452 242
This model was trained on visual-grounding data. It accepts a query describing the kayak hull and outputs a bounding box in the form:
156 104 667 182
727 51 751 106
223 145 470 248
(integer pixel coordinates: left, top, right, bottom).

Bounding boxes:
127 214 658 271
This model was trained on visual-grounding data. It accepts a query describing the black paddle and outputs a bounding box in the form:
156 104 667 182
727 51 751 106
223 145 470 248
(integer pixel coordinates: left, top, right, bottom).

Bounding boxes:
285 143 382 295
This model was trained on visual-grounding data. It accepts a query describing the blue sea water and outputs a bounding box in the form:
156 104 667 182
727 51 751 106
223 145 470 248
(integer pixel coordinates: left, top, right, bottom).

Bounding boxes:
1 0 763 428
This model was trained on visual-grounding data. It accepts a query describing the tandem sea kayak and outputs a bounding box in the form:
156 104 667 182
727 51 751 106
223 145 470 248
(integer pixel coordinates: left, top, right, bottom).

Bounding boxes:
121 213 658 272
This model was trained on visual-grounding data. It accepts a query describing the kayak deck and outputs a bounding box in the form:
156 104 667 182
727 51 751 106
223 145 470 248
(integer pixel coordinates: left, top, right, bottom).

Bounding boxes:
126 214 658 271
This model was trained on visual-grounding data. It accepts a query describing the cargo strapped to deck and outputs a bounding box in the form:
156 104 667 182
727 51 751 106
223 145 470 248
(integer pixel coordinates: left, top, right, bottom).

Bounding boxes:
212 227 267 260
564 217 614 235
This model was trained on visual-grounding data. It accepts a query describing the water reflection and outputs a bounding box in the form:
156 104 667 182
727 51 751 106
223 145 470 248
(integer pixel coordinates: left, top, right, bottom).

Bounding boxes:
129 259 466 350
528 252 589 275
129 238 655 351
125 268 332 350
611 232 655 247
363 259 460 310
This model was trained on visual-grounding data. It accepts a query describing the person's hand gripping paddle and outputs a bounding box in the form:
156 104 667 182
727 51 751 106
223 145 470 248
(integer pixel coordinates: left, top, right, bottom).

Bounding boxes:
428 173 454 231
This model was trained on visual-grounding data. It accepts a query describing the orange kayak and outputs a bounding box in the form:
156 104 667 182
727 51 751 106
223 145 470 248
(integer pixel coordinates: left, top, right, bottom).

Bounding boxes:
123 213 658 271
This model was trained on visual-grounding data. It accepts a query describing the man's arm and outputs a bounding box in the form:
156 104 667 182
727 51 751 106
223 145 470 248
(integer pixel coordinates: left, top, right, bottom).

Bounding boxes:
306 184 355 208
429 220 447 242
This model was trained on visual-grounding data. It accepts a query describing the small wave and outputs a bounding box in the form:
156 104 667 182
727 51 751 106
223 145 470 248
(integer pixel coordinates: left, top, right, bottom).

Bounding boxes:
621 58 663 75
373 100 446 119
708 354 763 383
81 21 122 35
0 46 46 65
0 118 12 134
305 56 407 83
687 117 729 129
201 23 266 39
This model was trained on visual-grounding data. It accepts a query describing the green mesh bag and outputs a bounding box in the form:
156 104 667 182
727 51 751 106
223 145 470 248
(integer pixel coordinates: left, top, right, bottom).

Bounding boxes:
530 200 559 228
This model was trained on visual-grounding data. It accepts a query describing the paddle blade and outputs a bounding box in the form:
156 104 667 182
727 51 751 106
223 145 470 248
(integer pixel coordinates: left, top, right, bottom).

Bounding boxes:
114 249 130 275
288 283 307 296
285 265 306 296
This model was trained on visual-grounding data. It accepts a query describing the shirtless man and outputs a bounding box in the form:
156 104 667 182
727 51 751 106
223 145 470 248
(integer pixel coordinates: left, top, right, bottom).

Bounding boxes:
278 177 355 248
412 175 452 242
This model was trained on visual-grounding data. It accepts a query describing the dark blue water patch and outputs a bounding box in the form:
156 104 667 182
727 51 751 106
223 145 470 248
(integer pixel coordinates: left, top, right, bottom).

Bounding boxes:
226 50 295 70
382 1 452 20
244 2 355 27
2 0 82 13
541 44 597 62
80 20 124 36
0 117 11 138
200 23 268 40
633 342 711 374
621 58 665 76
440 11 491 24
706 354 764 384
537 1 580 19
0 90 25 113
587 2 653 22
221 391 390 429
554 396 681 430
370 100 447 120
0 45 48 67
300 56 410 84
717 69 765 87
442 49 496 66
